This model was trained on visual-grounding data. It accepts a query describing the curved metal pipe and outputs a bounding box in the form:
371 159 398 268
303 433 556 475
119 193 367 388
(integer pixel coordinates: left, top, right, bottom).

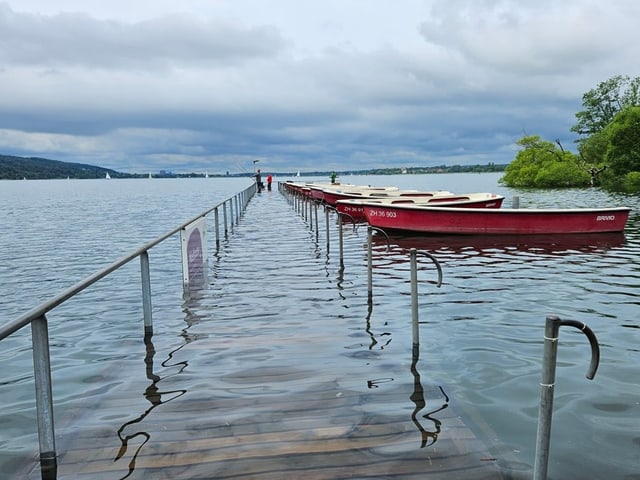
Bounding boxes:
534 315 600 480
558 319 600 379
412 249 443 288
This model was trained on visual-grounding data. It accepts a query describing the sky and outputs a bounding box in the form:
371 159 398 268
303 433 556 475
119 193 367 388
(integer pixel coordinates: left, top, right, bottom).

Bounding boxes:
1 1 639 175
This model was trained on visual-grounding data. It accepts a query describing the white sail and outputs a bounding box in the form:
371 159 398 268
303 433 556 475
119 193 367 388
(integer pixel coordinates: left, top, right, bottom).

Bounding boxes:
105 172 111 179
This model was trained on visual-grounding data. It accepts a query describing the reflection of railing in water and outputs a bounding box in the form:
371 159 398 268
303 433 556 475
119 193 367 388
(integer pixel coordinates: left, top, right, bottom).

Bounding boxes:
410 345 449 448
0 183 257 480
115 334 188 479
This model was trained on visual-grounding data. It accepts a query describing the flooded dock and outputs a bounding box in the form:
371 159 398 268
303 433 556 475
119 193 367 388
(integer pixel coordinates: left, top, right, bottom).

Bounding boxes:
22 185 517 479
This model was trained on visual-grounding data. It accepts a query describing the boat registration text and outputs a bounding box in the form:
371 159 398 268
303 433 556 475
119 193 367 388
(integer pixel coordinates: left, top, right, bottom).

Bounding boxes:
368 209 398 218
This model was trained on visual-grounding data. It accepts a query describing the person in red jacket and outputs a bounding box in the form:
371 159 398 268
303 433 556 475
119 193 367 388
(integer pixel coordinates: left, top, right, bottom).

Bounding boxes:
267 174 273 191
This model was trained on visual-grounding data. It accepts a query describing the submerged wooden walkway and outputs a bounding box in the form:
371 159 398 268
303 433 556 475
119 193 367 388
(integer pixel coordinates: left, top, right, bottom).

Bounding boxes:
26 186 518 480
51 377 505 479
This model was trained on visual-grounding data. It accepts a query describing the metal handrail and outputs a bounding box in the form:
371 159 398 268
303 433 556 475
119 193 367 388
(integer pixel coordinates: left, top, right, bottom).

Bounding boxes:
0 182 257 479
533 315 600 480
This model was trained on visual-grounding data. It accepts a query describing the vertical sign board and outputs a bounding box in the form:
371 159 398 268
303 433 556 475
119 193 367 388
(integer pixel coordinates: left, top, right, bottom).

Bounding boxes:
180 217 208 289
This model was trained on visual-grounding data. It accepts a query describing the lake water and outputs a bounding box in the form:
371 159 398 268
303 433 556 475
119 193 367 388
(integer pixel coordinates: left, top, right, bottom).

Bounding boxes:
0 173 638 479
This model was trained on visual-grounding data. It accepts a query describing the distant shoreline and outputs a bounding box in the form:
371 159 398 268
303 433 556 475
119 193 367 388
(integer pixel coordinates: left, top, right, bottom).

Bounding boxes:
1 154 507 180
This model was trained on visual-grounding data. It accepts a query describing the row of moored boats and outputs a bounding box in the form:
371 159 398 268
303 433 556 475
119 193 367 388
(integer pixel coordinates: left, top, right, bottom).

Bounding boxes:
282 181 630 235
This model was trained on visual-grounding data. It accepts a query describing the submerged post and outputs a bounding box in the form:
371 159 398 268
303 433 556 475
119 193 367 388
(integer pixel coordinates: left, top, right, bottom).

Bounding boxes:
367 226 373 301
314 202 319 238
338 214 344 270
410 249 419 347
31 314 57 480
325 206 330 252
214 207 220 250
534 315 600 480
223 200 229 237
140 251 153 335
408 248 442 349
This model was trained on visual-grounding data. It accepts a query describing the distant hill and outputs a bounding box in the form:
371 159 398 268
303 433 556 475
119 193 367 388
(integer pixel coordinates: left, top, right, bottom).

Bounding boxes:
0 155 121 180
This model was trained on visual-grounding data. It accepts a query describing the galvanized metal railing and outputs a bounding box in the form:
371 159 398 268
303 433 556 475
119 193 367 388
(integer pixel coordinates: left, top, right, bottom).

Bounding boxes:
533 315 600 480
0 182 257 480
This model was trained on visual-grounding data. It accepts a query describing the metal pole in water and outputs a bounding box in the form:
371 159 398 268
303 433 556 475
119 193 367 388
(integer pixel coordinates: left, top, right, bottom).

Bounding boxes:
234 195 239 224
223 201 228 237
512 195 520 209
533 315 600 480
534 316 560 480
140 251 153 335
339 216 344 270
214 208 220 250
325 207 330 253
410 248 419 347
230 197 236 227
304 197 308 222
367 226 373 301
31 314 57 480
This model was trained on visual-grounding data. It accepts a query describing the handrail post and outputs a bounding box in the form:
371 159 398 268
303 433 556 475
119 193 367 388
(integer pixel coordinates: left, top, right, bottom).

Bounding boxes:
223 201 229 237
325 206 330 253
410 249 419 348
229 198 235 230
338 215 344 270
31 314 57 479
367 226 373 301
214 207 220 250
229 200 235 231
409 248 442 349
534 315 600 480
140 251 153 335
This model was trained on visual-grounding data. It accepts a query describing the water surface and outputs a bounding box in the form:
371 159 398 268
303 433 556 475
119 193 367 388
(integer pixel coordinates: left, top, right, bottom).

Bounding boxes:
0 174 638 479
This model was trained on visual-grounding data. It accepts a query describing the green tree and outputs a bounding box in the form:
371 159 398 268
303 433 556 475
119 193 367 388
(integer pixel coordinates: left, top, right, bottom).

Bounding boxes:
500 135 589 188
572 76 640 191
595 106 640 191
571 75 640 138
604 106 640 174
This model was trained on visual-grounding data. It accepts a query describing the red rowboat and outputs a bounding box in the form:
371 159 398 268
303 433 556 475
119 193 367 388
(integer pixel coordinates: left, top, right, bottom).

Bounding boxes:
321 185 453 207
336 193 505 222
359 202 631 234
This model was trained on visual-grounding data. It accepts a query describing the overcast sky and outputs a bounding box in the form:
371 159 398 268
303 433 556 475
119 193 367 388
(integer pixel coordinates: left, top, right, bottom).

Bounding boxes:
1 1 639 174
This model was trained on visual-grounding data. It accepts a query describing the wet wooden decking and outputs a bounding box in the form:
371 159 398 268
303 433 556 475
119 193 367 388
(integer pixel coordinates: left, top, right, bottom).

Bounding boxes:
52 381 505 479
26 187 518 479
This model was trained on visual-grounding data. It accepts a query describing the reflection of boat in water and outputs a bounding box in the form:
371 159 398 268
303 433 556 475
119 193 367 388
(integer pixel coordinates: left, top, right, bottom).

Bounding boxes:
371 231 627 256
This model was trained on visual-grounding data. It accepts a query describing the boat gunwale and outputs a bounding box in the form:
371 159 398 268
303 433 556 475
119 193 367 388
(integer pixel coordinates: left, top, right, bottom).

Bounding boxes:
351 202 631 214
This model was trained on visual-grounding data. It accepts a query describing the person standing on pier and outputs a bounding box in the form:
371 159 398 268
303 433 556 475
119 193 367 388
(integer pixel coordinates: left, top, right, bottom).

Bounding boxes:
267 174 273 191
255 169 263 192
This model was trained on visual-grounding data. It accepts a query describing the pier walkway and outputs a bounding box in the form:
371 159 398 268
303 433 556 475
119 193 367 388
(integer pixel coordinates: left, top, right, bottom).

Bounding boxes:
26 185 511 479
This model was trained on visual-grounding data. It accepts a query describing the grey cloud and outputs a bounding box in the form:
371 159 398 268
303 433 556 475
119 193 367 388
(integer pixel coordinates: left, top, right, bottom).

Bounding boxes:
0 4 287 69
0 1 637 174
